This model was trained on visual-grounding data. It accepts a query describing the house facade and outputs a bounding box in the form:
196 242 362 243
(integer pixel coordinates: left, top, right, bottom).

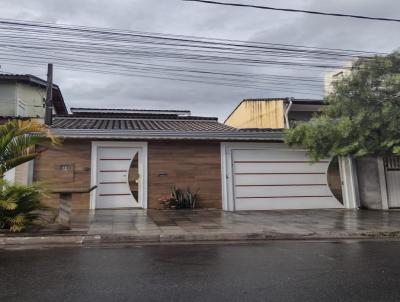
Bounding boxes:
29 101 358 212
36 108 284 211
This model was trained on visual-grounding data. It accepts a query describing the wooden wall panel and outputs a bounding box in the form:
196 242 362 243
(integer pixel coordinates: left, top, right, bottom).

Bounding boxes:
148 141 222 209
34 139 92 210
34 139 223 210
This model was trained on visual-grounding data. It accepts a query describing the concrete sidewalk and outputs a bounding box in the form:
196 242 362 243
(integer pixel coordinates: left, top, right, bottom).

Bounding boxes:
2 209 400 246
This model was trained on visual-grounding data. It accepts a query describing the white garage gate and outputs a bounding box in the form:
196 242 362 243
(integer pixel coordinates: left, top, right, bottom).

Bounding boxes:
222 143 344 211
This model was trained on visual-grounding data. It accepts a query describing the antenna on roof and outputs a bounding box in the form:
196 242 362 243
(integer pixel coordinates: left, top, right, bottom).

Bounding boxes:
44 63 53 125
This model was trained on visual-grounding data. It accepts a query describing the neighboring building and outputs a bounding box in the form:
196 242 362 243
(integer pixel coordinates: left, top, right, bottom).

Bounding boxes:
0 73 68 185
324 62 353 96
224 98 324 129
0 73 67 118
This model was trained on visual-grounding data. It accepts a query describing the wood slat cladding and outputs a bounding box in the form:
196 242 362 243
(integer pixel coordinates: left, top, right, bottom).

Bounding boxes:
148 141 222 209
34 139 92 209
34 139 223 210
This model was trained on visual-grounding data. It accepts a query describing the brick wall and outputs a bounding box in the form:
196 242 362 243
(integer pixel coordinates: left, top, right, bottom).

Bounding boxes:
34 139 222 210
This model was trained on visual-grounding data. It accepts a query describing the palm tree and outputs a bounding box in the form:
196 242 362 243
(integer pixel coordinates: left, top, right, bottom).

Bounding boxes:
0 119 59 177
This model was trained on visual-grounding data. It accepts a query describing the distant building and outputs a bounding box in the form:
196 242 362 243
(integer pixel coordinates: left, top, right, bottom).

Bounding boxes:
0 73 67 185
324 62 353 96
0 73 67 118
224 98 324 129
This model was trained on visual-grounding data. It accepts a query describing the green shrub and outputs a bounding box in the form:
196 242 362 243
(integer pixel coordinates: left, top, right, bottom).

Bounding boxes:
0 180 46 232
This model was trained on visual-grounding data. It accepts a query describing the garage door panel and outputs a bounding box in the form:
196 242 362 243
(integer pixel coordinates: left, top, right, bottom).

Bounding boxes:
233 149 317 162
234 162 327 174
234 197 343 211
235 185 333 197
234 174 327 186
227 145 343 210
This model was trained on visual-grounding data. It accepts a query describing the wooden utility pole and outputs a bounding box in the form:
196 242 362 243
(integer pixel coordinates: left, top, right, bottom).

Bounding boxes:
44 63 53 125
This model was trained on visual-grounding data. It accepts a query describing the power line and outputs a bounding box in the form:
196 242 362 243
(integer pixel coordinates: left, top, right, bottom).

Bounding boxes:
183 0 400 23
0 18 382 96
0 18 383 56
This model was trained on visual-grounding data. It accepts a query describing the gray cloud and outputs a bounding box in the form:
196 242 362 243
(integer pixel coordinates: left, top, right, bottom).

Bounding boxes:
0 0 399 120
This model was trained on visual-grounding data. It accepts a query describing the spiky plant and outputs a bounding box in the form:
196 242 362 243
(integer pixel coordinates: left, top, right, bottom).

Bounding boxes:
0 119 58 222
170 186 200 209
0 180 46 232
185 188 200 209
171 186 185 208
0 119 59 177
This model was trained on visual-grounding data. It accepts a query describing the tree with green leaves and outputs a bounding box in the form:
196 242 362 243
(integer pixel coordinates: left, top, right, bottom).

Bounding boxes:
0 119 59 177
0 119 58 231
285 51 400 161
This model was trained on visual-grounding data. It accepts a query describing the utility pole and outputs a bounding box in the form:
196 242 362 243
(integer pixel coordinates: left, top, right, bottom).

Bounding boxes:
44 63 53 125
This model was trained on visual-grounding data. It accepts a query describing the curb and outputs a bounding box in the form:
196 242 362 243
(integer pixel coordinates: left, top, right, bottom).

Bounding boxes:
0 235 86 246
2 231 400 247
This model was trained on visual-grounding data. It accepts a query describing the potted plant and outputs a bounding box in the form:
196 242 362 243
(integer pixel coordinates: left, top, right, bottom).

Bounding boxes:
158 195 175 209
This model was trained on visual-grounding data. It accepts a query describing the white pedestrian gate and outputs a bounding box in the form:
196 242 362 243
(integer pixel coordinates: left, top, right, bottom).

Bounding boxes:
91 142 148 209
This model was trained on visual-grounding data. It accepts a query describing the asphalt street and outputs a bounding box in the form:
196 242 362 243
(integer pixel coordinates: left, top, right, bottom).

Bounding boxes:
1 241 400 302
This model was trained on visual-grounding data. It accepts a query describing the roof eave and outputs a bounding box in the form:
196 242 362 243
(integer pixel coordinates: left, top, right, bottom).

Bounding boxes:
50 129 284 141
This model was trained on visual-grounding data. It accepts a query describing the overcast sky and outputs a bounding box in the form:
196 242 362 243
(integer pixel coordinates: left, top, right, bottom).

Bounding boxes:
0 0 399 120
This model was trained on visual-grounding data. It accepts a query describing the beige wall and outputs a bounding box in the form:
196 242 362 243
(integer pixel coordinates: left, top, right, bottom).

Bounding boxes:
34 139 222 210
0 83 17 116
16 83 46 117
0 82 46 117
225 99 285 129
